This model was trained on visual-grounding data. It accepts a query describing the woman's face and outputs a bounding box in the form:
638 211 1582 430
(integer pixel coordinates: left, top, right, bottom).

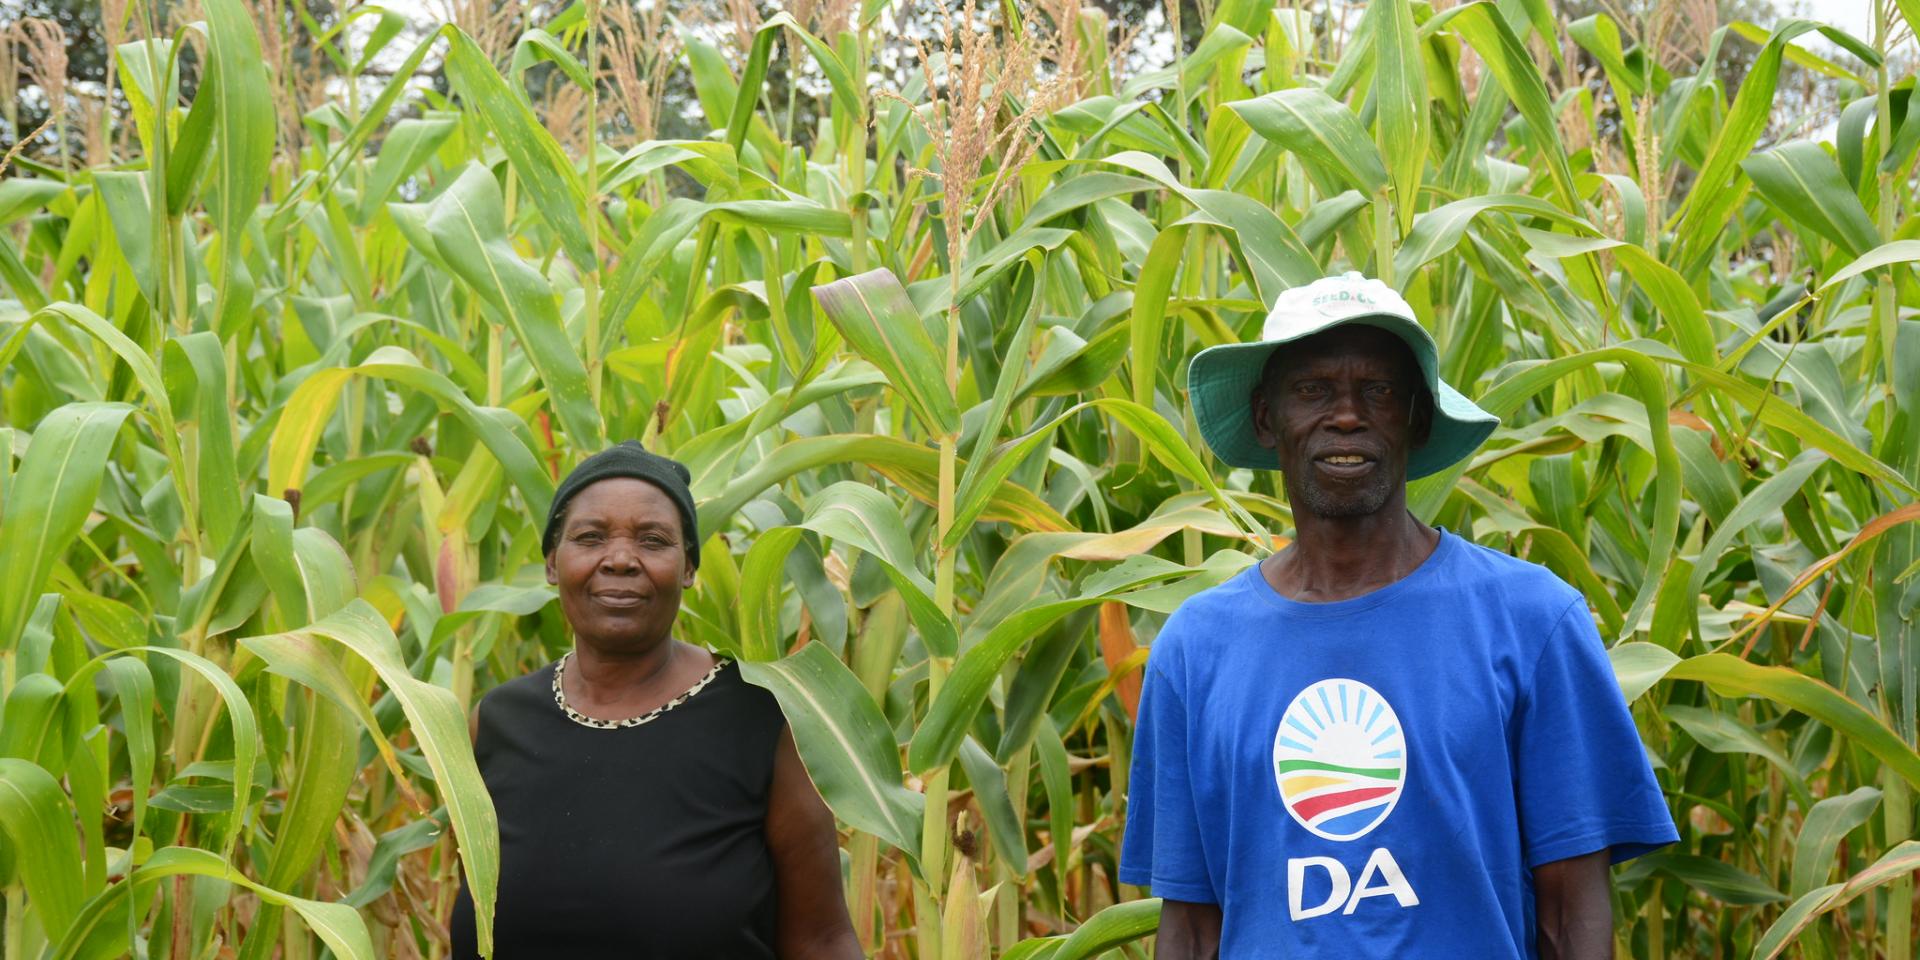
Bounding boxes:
545 477 695 651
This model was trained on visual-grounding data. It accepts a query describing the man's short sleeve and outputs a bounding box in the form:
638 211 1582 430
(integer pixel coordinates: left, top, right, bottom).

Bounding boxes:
1514 599 1680 868
1119 656 1217 903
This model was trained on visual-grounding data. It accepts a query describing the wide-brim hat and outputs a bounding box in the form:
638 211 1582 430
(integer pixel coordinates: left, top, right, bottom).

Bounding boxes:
1187 272 1499 479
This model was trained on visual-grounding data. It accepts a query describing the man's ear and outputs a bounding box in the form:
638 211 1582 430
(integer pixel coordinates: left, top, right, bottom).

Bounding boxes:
1410 388 1435 448
1250 387 1281 450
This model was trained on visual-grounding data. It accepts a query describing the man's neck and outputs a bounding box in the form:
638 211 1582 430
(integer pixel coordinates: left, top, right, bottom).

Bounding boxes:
1263 500 1439 604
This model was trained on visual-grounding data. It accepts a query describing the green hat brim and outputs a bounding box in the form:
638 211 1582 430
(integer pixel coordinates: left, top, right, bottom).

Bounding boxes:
1186 315 1499 479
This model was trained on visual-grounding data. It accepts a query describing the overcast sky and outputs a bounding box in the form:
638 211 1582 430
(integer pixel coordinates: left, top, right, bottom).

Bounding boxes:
1821 0 1892 41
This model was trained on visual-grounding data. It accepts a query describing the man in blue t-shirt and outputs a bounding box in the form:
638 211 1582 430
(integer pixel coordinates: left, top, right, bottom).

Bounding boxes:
1120 273 1677 958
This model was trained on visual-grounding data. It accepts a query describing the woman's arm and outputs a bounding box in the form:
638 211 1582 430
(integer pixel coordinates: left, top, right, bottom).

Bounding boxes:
1157 899 1222 960
766 727 863 960
1533 848 1613 960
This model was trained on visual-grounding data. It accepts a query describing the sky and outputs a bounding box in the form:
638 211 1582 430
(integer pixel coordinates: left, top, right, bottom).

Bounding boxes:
1820 0 1894 43
1820 1 1920 61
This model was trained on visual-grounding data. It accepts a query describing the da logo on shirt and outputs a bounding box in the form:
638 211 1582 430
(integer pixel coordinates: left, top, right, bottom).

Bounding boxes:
1272 679 1406 842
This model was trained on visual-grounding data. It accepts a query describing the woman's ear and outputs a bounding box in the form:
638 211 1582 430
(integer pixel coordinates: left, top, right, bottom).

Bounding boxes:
681 552 697 589
545 552 559 585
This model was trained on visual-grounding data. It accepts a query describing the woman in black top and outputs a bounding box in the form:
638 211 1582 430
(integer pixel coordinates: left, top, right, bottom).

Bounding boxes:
451 443 861 959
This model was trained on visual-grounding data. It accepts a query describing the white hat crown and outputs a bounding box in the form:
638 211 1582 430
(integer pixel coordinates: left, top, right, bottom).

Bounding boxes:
1260 271 1415 341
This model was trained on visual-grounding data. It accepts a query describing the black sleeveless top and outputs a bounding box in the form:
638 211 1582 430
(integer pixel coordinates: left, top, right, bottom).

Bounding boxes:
450 657 786 959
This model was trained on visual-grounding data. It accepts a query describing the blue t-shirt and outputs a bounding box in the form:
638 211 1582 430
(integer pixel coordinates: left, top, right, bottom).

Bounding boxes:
1119 529 1677 957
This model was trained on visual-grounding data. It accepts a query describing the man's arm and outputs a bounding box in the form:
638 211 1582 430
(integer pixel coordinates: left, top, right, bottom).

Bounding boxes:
1156 899 1222 960
1533 848 1612 960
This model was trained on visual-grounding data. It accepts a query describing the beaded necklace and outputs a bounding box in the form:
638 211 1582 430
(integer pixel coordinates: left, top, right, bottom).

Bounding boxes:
552 652 730 730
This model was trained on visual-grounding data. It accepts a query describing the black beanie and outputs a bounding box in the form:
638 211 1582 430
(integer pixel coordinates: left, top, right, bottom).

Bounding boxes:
542 441 700 568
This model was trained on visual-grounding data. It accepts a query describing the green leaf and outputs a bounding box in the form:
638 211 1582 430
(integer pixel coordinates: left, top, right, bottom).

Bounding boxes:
1609 244 1716 365
737 526 806 661
341 817 443 909
601 141 741 194
957 737 1028 871
1663 705 1812 810
1742 141 1880 257
1096 151 1322 300
0 673 66 769
241 691 358 960
1663 654 1920 792
696 434 1071 539
1427 1 1579 208
53 846 377 960
0 402 135 650
1788 786 1880 899
799 483 956 657
1667 19 1824 273
165 333 243 553
350 7 409 73
164 76 216 216
509 28 591 91
99 659 156 842
238 631 410 791
1608 642 1680 703
1416 345 1681 636
283 602 501 955
738 644 923 862
1035 714 1074 897
137 646 261 853
0 232 46 311
266 346 555 517
908 556 1207 774
1373 0 1427 230
726 25 776 148
0 178 66 226
202 0 276 318
762 13 861 119
92 172 157 304
1642 852 1786 905
1228 88 1388 196
811 269 960 437
283 28 447 219
1393 194 1597 284
1657 451 1827 651
682 34 742 137
357 115 458 222
1050 897 1163 960
1819 239 1920 291
949 398 1260 551
264 368 355 498
112 38 179 160
0 758 87 935
423 164 605 451
1753 841 1920 959
709 198 852 236
427 584 558 650
444 27 596 269
1128 224 1190 407
1567 14 1640 143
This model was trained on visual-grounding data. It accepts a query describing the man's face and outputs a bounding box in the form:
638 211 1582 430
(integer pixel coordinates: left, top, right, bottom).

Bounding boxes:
1251 325 1431 519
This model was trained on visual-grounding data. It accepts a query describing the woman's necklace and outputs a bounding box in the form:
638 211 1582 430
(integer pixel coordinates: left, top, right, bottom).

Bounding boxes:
552 651 730 730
